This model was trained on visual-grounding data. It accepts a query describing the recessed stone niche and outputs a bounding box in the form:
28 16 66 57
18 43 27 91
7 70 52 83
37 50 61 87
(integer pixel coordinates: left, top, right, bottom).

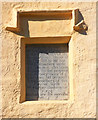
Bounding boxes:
26 44 69 101
20 36 70 102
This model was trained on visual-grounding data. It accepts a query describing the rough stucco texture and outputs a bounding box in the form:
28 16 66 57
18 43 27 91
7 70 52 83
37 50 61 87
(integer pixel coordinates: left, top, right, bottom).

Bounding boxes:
1 2 96 118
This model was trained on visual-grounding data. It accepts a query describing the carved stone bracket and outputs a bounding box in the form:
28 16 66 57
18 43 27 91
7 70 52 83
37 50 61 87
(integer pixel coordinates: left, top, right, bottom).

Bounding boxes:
73 9 88 33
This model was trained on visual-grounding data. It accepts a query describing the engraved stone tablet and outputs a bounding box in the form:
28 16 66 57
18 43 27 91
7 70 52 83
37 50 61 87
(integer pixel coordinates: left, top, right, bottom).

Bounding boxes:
26 44 69 101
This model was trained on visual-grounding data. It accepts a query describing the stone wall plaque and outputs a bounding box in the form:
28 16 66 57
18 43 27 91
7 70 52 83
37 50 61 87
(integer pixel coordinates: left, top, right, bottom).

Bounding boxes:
26 44 69 100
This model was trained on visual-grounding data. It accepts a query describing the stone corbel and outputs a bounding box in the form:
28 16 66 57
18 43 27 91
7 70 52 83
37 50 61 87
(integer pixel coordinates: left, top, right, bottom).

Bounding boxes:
73 9 88 32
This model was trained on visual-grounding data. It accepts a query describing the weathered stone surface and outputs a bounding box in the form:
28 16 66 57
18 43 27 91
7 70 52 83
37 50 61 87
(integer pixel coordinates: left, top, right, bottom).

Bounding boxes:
1 2 96 118
26 44 69 100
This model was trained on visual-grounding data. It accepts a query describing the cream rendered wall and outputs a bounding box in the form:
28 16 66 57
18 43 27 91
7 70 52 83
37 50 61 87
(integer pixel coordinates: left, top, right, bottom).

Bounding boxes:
1 2 96 118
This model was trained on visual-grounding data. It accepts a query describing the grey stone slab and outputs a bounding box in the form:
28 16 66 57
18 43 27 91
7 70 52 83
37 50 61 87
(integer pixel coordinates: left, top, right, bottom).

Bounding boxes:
26 44 69 101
